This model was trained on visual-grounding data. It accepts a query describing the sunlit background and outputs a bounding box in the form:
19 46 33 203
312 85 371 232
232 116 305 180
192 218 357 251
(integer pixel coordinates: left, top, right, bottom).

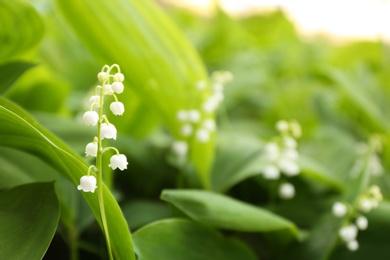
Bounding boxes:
162 0 390 41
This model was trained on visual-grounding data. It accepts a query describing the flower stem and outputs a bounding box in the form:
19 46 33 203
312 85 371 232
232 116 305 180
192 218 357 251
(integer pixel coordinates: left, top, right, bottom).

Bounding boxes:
97 71 114 260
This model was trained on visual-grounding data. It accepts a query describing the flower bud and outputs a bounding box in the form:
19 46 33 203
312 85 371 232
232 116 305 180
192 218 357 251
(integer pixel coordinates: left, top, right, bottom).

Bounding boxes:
114 72 125 82
85 142 98 157
77 175 97 193
103 84 113 95
203 119 216 131
109 154 128 171
188 110 201 123
263 165 280 180
97 72 108 83
101 123 117 140
276 120 289 132
83 111 99 126
347 240 359 251
110 102 125 115
180 124 193 137
89 95 100 107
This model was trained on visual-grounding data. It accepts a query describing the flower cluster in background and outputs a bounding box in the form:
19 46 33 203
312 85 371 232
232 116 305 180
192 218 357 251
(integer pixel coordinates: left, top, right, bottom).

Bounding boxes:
170 71 232 166
332 185 383 251
350 138 383 177
78 64 128 193
262 120 302 199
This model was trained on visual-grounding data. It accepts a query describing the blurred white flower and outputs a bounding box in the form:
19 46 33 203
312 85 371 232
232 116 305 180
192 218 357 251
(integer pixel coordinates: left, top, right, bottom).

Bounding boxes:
346 240 359 251
332 202 347 218
339 225 358 242
196 128 210 143
180 124 193 137
279 183 295 199
177 110 188 122
356 216 368 230
203 119 216 131
172 141 188 157
359 199 372 213
278 159 300 176
89 95 100 107
276 120 289 132
103 84 113 95
263 165 280 180
188 110 201 123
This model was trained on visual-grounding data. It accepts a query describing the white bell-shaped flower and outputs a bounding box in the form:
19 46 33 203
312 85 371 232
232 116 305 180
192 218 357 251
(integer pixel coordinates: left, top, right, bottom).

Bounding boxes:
265 142 279 161
279 183 295 199
85 142 98 157
112 82 124 94
89 95 100 107
109 154 128 171
332 202 347 218
110 102 125 115
101 123 117 140
97 72 108 83
114 72 125 82
359 199 372 213
339 225 358 242
103 84 113 95
77 175 97 193
83 111 99 126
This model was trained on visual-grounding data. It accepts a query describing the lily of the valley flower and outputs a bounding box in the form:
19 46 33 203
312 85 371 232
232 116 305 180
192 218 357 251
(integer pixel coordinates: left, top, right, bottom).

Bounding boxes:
77 175 97 193
278 182 295 199
110 102 125 115
111 82 124 94
85 142 98 157
101 123 117 140
109 154 128 170
83 111 99 126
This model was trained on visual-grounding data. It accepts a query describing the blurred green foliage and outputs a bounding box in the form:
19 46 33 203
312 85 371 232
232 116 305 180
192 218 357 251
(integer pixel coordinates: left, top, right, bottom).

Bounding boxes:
1 0 390 259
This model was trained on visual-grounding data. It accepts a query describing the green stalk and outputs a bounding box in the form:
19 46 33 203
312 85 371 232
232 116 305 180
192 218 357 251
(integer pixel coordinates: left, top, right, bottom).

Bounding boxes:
97 72 114 260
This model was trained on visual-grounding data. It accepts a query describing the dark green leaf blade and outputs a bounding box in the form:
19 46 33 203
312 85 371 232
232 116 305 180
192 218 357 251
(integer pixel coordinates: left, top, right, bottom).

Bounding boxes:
133 219 257 260
0 182 59 260
161 189 298 235
0 61 36 94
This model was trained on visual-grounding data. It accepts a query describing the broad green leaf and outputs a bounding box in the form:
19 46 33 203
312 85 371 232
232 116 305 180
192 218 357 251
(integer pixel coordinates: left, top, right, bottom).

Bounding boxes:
0 182 59 260
211 132 264 192
56 0 213 188
0 0 44 62
0 61 36 94
0 97 135 260
161 189 298 235
133 218 257 260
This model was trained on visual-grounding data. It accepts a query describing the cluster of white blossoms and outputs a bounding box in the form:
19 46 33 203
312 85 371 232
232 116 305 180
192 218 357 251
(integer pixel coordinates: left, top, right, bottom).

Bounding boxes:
262 120 302 199
78 64 128 193
332 185 383 251
171 71 232 164
350 141 383 177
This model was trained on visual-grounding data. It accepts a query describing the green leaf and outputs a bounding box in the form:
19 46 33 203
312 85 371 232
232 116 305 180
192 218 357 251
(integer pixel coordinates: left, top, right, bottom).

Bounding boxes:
0 1 44 62
161 189 298 235
0 97 135 260
0 182 59 260
55 0 213 188
0 61 36 94
122 200 171 230
133 218 257 260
